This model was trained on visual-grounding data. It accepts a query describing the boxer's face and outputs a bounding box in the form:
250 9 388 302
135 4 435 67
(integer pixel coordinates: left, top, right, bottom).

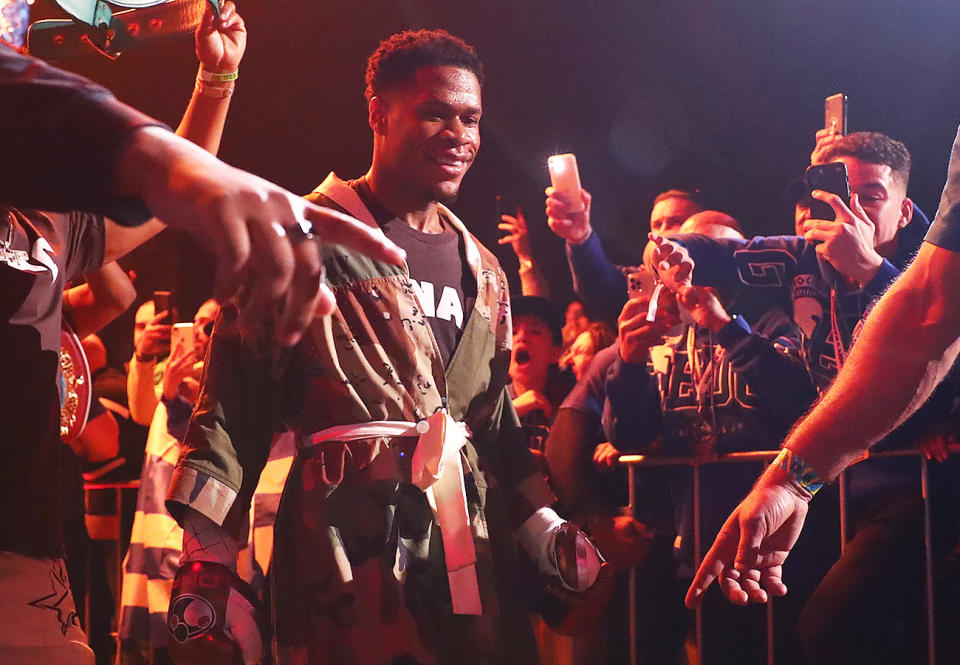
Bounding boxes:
374 65 482 203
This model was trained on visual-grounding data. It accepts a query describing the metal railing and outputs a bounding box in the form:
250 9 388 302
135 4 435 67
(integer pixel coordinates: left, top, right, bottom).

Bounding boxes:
618 446 956 665
83 480 140 652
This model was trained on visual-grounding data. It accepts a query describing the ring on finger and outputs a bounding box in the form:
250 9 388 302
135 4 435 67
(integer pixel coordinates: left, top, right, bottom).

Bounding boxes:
284 219 316 245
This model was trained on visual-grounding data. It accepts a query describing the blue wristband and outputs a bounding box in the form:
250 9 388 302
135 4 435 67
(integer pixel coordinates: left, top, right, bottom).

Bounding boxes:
773 448 824 496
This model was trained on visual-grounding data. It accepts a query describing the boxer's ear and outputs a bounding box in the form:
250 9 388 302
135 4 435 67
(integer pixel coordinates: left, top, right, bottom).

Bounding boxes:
368 96 388 135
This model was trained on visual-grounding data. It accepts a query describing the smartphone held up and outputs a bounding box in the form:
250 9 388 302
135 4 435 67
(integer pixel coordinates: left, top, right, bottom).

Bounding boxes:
170 322 195 357
548 153 584 212
805 162 850 221
824 93 847 135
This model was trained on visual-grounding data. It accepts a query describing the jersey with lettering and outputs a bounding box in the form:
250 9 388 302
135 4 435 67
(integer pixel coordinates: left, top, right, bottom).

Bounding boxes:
1 206 105 556
352 179 476 367
603 307 815 571
674 207 929 392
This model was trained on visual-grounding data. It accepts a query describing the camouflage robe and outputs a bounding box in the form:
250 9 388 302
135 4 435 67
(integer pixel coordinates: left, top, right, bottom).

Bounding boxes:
167 174 554 665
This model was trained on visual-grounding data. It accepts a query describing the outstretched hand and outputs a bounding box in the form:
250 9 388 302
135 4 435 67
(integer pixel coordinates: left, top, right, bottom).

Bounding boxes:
647 233 694 290
498 206 533 262
117 127 406 347
685 467 811 608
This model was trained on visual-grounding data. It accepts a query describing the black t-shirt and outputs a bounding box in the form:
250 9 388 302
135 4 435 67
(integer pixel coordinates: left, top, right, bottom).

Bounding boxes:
0 46 164 225
1 206 105 556
352 180 475 366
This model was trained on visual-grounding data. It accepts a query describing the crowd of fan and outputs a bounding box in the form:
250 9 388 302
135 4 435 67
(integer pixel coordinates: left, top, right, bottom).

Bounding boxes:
61 125 960 665
494 125 960 665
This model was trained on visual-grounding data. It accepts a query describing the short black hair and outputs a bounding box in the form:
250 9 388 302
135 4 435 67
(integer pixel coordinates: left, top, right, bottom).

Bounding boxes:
512 296 563 346
819 131 911 189
365 29 484 102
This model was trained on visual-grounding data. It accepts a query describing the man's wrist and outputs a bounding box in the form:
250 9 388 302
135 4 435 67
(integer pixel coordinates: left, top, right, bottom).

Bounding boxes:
767 448 823 500
181 508 239 570
854 251 884 285
198 64 239 79
566 225 593 246
705 312 733 333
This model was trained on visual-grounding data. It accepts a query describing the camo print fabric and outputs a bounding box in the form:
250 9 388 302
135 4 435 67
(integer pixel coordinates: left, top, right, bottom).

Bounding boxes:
168 176 554 664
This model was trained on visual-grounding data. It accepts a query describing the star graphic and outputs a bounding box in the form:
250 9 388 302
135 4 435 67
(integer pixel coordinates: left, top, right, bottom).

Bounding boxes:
28 561 78 635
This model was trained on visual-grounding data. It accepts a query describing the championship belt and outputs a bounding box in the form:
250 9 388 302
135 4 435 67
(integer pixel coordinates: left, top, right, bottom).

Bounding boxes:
59 321 92 442
27 0 219 60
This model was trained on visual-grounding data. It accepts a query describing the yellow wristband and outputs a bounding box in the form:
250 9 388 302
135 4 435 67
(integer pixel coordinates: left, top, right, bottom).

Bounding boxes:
199 68 238 84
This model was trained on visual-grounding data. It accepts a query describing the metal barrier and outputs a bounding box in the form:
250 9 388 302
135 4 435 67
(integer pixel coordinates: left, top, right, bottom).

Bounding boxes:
618 447 955 665
83 480 140 650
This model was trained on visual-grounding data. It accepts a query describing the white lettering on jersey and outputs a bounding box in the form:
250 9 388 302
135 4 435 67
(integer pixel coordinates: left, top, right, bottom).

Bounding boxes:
435 286 463 328
412 279 436 317
411 278 463 329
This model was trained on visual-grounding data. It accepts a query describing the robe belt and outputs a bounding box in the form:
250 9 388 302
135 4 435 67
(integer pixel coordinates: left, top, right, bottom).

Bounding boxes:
308 409 482 616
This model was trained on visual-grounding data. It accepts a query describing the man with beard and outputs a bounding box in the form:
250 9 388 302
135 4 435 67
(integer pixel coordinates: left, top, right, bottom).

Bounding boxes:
167 29 605 665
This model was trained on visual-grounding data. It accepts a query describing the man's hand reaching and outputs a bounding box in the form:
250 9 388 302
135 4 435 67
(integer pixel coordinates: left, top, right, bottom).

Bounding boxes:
685 465 811 609
647 234 694 290
115 127 406 347
498 206 533 263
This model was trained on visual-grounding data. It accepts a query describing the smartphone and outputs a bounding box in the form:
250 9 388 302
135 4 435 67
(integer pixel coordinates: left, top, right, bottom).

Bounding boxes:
805 162 850 221
170 322 195 357
153 290 172 325
824 93 847 135
626 268 656 299
547 153 584 212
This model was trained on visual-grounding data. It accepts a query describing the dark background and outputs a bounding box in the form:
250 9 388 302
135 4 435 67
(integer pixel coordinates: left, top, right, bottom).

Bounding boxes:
34 0 960 363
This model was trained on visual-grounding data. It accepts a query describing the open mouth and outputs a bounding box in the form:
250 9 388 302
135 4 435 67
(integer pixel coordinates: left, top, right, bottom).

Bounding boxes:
514 348 531 365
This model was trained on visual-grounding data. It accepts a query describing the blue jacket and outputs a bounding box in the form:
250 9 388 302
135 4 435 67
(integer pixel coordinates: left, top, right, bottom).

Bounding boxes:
546 301 815 572
566 208 931 391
